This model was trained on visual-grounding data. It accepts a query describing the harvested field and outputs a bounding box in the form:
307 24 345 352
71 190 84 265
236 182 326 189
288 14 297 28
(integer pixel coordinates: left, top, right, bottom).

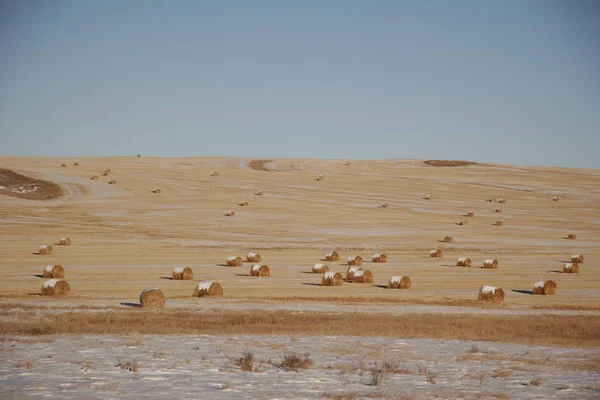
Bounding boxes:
0 169 63 200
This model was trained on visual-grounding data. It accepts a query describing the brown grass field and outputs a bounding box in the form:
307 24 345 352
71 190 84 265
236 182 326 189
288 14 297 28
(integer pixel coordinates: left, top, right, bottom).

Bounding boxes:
0 156 599 344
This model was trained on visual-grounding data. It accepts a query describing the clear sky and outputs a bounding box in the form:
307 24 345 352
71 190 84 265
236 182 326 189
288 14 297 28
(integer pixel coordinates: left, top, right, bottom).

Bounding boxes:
1 1 599 168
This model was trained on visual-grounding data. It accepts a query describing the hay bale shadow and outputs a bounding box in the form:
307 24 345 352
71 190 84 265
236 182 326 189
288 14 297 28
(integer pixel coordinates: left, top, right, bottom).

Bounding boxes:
547 270 563 274
299 271 314 274
32 252 41 255
27 293 42 296
442 264 456 267
374 285 388 289
512 289 533 295
302 283 322 287
120 302 141 308
34 274 44 278
159 277 173 280
234 273 250 277
216 264 228 267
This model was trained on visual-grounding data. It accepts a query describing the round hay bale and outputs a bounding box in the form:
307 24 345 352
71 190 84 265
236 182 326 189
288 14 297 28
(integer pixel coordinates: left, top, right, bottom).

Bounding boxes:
102 172 109 176
429 249 443 258
487 197 496 202
315 174 324 181
387 276 411 289
172 266 194 280
137 154 141 157
108 180 117 185
254 191 264 196
238 201 248 206
456 257 472 267
372 253 387 263
498 198 506 203
567 233 577 240
352 269 373 283
477 285 504 302
459 220 468 225
325 251 340 261
495 207 503 213
140 287 165 308
226 256 243 267
562 263 579 274
225 211 235 217
211 172 219 177
483 259 499 269
312 263 329 273
495 220 504 226
380 202 389 208
571 254 584 264
61 164 67 168
193 281 223 297
104 169 112 173
322 271 343 286
41 279 70 296
91 175 99 180
73 162 79 166
43 265 65 279
250 264 270 277
347 255 363 266
246 252 261 262
59 237 71 246
344 161 350 166
346 266 362 281
533 280 557 295
443 236 454 243
39 245 53 255
466 212 475 217
424 194 431 200
151 188 161 194
552 196 559 201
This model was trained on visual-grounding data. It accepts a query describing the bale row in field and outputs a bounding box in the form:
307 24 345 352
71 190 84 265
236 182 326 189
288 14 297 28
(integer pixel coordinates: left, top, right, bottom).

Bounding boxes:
59 237 71 246
312 263 329 273
227 256 243 266
42 279 70 296
193 281 223 297
571 254 584 263
477 286 504 302
430 249 443 258
225 211 235 216
533 280 556 295
322 271 343 286
347 255 363 266
39 245 53 255
483 259 499 269
372 253 387 263
250 264 270 277
325 251 339 261
563 263 579 273
140 287 165 308
43 265 65 278
172 266 193 280
387 276 411 289
456 257 472 267
246 252 261 262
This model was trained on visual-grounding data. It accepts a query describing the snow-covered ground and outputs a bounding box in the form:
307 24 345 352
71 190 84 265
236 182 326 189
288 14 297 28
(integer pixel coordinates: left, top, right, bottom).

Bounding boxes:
1 335 598 399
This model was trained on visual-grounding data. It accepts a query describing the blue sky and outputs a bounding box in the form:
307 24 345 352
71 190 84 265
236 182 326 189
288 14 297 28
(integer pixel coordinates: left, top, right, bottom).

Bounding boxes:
1 1 598 168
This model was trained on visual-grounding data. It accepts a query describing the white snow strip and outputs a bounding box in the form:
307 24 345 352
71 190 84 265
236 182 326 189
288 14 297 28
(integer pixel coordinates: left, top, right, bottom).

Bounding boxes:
252 264 262 272
43 279 60 288
141 287 160 297
197 281 213 291
354 270 365 278
323 272 336 279
481 285 497 294
227 256 239 262
45 265 55 272
173 267 185 274
390 276 404 283
534 281 546 288
348 266 361 274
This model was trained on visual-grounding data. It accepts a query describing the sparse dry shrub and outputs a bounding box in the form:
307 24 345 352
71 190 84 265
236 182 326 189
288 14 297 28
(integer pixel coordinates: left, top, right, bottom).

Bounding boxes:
234 349 255 372
116 359 139 372
280 351 313 371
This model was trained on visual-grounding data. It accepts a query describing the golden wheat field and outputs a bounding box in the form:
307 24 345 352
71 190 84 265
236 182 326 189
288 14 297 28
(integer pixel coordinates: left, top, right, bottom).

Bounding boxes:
1 156 598 308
